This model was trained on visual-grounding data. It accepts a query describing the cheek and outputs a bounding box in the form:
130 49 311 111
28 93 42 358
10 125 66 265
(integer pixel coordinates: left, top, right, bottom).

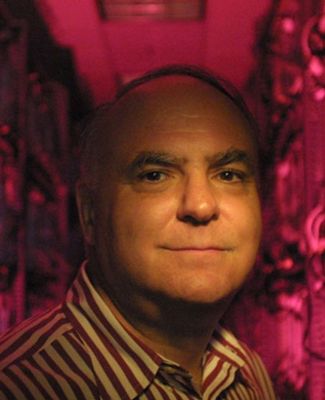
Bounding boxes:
110 191 177 244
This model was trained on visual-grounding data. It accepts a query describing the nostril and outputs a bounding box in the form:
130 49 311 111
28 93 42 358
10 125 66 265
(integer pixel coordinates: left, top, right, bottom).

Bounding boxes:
180 214 216 226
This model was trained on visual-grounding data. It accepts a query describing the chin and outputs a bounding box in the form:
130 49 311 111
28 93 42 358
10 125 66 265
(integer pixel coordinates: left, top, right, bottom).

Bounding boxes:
170 282 237 307
165 267 241 303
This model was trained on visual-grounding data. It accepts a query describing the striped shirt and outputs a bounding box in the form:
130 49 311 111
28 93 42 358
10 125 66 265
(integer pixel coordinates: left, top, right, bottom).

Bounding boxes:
0 263 276 399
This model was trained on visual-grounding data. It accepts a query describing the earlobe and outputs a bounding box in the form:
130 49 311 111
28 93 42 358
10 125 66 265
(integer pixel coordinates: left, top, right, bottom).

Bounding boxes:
76 181 96 246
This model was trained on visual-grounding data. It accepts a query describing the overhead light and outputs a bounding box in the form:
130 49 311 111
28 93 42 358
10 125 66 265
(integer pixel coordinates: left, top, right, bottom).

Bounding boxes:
97 0 205 20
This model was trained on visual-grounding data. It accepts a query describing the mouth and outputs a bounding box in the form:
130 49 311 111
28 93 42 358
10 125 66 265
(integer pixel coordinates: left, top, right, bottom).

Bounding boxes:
161 246 232 252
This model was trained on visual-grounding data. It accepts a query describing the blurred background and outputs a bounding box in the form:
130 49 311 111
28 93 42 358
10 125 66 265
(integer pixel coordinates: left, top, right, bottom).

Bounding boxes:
0 0 324 398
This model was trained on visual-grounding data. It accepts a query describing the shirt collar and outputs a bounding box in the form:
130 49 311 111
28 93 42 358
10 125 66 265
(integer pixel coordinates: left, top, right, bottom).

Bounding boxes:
66 262 250 398
203 327 257 397
208 326 246 368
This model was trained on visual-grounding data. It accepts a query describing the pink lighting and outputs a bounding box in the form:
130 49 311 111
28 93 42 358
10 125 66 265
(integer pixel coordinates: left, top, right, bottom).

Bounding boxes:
0 124 10 136
282 17 296 33
98 0 204 21
0 0 324 398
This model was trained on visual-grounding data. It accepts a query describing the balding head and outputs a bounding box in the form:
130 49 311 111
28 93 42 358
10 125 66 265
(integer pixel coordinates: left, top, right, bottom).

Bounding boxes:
78 66 259 190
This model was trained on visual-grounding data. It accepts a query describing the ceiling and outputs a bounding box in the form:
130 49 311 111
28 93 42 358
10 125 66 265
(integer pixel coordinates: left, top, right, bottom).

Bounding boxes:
35 0 271 105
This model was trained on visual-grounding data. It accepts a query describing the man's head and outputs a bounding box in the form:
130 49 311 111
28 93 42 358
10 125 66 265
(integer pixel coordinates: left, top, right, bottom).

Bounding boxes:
77 65 262 315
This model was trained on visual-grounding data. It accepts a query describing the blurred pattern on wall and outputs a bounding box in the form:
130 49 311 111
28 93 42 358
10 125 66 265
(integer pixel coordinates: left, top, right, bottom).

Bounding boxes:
0 1 82 331
224 1 325 398
0 1 324 399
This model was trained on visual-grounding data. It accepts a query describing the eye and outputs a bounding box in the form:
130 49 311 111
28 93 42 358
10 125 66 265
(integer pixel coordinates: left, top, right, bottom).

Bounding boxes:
218 169 246 182
139 170 167 182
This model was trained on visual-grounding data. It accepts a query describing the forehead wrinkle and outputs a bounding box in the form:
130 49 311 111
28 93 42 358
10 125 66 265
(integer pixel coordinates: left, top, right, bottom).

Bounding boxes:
91 82 258 173
104 78 256 143
109 78 228 127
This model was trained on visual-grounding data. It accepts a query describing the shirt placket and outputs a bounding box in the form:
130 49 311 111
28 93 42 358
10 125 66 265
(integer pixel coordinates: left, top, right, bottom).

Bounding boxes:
158 362 202 399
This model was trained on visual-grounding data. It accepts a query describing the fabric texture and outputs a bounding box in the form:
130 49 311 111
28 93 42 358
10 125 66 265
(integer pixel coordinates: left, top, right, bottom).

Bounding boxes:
0 263 276 399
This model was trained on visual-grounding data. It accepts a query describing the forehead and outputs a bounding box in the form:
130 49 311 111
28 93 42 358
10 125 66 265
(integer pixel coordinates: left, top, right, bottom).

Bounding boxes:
113 76 249 126
95 76 256 161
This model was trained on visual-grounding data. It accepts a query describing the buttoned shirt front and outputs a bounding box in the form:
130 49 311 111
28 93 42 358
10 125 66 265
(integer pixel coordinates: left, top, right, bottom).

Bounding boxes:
0 263 276 399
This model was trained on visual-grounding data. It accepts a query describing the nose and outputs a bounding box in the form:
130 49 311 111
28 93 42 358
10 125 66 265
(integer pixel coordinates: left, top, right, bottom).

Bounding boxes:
177 173 219 225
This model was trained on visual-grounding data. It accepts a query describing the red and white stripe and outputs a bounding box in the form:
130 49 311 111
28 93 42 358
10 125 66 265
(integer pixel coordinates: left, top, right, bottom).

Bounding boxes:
0 264 276 399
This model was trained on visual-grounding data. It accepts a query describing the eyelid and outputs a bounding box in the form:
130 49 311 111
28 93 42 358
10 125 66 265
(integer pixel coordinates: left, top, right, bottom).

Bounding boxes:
214 167 250 182
136 168 171 183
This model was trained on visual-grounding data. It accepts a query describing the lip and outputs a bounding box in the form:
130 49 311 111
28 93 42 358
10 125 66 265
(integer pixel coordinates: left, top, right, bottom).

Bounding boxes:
161 247 231 252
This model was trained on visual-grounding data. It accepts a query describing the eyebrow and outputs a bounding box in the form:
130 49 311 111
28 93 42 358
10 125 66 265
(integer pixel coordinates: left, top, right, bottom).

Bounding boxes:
125 151 185 174
125 148 256 175
208 148 256 172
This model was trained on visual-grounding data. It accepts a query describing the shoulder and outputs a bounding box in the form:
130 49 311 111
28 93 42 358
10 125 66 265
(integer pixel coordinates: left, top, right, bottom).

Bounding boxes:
213 326 277 399
0 304 73 370
0 304 99 400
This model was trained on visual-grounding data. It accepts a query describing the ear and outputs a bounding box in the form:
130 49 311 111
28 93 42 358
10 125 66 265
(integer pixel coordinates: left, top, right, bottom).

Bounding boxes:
76 181 96 246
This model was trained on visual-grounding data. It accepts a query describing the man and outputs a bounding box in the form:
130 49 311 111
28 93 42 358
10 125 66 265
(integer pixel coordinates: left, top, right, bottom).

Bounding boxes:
0 66 276 399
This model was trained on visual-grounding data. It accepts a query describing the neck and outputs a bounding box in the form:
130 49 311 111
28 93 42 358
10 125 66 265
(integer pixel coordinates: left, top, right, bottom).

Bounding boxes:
88 263 232 387
95 282 221 387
